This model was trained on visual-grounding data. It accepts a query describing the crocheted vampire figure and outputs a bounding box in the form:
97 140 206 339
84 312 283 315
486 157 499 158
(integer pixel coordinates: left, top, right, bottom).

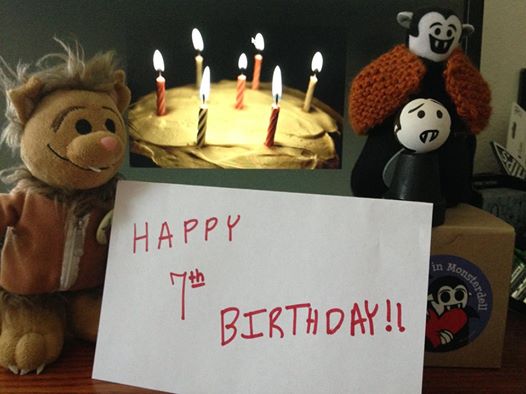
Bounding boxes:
385 98 451 226
349 7 491 205
0 40 131 374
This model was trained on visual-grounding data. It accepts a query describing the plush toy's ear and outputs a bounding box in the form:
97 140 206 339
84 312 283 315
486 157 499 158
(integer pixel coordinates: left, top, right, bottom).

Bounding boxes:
462 23 475 37
397 11 413 29
110 69 131 114
8 76 44 124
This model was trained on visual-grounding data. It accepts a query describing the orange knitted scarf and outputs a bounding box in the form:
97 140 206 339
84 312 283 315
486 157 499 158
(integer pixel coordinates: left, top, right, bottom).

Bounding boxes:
348 44 491 135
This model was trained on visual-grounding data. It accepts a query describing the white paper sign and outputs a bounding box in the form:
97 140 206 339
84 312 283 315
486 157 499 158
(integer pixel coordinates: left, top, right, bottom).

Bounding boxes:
93 181 432 394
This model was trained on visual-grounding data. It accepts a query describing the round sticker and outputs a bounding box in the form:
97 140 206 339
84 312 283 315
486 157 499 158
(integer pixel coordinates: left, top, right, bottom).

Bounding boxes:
426 255 492 352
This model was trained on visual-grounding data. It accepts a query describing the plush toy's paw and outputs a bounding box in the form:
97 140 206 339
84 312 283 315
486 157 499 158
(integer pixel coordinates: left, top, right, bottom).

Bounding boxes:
67 290 102 342
5 333 48 375
0 305 65 374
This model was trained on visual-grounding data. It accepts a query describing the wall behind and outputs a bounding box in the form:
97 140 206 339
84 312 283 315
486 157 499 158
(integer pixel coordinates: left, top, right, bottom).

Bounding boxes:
477 0 526 174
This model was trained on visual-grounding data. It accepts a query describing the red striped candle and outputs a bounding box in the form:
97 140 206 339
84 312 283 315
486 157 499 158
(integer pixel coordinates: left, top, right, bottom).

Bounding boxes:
235 75 246 109
264 66 282 147
250 33 264 90
235 54 248 110
251 54 262 90
153 50 166 116
156 75 166 116
264 103 280 147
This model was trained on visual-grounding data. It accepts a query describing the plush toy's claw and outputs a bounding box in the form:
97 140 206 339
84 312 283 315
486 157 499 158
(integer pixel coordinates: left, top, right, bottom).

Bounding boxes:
12 364 46 375
8 365 19 375
36 364 46 375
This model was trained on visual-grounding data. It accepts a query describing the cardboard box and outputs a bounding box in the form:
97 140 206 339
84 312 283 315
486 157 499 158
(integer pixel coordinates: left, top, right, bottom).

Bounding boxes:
424 204 515 368
477 187 526 233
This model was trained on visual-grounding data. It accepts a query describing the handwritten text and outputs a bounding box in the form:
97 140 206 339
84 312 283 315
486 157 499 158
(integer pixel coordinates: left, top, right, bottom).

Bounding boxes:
133 214 241 254
220 300 405 346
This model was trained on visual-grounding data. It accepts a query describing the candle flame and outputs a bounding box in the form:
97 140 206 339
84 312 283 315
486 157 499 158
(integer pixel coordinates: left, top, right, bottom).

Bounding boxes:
153 50 164 72
272 66 282 103
311 52 323 73
238 53 248 70
200 66 211 102
251 33 265 51
192 28 204 52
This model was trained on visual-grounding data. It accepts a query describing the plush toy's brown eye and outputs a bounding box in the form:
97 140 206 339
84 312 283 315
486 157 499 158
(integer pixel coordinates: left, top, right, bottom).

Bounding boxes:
447 29 453 38
417 110 425 119
434 28 441 36
75 119 92 134
105 119 116 133
437 110 443 119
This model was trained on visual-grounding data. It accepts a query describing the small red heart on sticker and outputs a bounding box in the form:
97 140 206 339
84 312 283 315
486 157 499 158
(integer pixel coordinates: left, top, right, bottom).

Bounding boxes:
426 308 468 348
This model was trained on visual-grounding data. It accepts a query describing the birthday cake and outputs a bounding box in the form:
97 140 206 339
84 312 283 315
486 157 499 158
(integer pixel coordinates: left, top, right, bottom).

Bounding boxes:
129 80 341 169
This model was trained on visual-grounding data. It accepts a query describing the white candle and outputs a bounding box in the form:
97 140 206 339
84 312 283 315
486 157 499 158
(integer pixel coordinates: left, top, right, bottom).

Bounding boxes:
303 51 323 112
192 28 204 89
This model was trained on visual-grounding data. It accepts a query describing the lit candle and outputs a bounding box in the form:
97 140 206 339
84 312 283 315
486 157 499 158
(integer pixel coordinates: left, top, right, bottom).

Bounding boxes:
235 53 248 109
303 51 323 112
153 49 166 116
197 66 210 148
264 66 282 148
251 33 264 90
192 28 204 89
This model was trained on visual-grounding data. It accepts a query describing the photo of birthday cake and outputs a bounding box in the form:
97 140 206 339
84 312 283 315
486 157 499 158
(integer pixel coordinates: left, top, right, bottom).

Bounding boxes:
129 80 342 169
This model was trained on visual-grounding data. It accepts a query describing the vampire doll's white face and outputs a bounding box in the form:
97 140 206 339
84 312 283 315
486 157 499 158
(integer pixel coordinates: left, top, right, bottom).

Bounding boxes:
394 98 451 154
408 11 463 62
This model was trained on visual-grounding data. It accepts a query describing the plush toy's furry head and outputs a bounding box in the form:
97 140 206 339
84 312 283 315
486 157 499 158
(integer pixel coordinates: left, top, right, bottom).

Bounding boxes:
0 39 131 191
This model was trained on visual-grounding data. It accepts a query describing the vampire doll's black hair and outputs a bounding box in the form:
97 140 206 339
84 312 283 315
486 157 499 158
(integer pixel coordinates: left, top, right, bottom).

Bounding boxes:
407 7 460 37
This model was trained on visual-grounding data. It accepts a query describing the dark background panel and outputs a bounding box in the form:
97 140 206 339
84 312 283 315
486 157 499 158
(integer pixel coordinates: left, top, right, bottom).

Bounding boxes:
124 0 348 113
0 0 482 195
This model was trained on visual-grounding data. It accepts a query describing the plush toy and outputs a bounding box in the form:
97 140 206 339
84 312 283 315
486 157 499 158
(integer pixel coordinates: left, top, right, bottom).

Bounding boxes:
0 40 131 374
349 7 491 206
385 98 451 226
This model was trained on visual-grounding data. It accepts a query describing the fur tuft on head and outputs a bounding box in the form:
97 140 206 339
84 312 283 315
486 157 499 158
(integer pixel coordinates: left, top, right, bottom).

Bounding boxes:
0 38 125 151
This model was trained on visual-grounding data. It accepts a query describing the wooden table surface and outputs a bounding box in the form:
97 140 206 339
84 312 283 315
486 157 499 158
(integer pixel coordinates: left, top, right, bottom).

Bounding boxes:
0 309 524 394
